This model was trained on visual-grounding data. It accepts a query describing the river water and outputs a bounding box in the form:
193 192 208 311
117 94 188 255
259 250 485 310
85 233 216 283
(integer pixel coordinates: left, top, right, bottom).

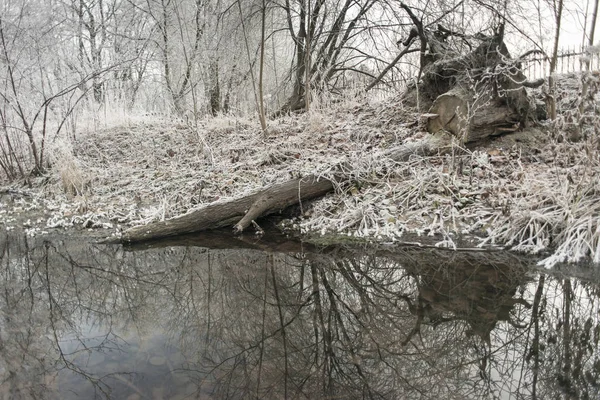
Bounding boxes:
0 230 598 399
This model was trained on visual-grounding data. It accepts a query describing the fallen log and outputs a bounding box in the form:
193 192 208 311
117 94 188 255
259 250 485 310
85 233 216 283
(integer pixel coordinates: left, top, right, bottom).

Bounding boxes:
120 132 453 243
122 177 334 243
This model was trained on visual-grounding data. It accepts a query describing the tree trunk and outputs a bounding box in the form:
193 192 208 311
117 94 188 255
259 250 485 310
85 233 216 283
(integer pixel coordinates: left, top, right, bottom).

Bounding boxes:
120 133 453 243
208 60 220 116
548 0 564 120
589 0 599 51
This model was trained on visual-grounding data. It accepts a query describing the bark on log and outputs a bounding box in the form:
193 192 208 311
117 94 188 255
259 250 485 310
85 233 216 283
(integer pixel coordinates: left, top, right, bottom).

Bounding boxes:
426 86 522 143
121 132 454 243
122 177 334 243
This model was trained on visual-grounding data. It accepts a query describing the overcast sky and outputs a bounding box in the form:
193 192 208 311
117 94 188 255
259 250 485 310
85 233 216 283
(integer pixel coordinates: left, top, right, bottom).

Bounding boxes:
560 0 599 48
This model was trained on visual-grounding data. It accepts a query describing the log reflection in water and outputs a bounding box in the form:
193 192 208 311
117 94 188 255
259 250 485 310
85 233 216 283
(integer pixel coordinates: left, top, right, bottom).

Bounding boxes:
0 232 598 399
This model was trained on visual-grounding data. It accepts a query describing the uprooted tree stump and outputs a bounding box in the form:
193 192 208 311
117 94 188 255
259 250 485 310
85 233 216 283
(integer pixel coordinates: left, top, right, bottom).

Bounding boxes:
427 85 525 143
402 23 544 142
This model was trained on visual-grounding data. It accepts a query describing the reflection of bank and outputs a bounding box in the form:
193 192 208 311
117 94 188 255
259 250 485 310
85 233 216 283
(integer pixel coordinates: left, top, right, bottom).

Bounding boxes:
1 231 599 399
401 251 533 344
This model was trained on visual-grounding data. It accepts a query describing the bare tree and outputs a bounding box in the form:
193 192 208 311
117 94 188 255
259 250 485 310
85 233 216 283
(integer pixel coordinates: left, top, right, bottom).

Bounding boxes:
72 0 114 103
0 0 138 179
142 0 206 114
548 0 564 120
258 0 268 131
276 0 389 113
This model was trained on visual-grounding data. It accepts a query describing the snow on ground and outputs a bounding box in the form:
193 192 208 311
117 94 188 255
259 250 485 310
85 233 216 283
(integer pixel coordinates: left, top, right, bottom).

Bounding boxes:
1 72 599 268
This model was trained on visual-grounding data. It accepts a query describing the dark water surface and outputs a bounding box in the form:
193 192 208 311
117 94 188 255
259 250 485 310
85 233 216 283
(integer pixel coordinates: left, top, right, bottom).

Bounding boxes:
0 230 599 400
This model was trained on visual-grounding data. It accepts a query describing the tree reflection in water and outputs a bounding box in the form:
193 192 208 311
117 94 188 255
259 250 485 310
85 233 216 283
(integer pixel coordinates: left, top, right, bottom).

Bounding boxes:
0 231 598 399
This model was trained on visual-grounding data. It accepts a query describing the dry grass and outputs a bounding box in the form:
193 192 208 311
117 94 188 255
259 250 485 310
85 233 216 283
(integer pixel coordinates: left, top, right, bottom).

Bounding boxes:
483 141 600 267
49 139 88 198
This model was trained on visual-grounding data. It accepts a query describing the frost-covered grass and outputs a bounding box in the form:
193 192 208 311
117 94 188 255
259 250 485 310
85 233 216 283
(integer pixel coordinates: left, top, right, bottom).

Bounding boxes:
480 142 600 267
0 98 412 233
1 73 600 268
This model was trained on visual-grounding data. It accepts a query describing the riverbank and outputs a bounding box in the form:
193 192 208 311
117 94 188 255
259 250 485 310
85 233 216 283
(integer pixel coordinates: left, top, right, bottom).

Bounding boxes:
1 74 599 268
